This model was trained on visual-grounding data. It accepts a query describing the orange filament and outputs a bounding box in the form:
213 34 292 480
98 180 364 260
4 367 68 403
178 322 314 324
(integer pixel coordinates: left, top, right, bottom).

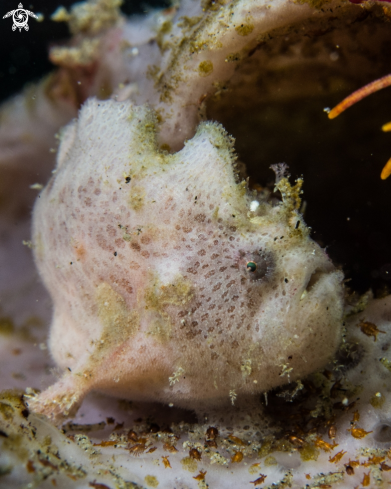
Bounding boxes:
328 74 391 119
329 74 391 179
381 158 391 180
382 121 391 132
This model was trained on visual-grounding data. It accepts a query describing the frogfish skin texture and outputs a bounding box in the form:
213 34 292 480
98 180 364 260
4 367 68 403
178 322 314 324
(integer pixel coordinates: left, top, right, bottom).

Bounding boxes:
29 99 344 421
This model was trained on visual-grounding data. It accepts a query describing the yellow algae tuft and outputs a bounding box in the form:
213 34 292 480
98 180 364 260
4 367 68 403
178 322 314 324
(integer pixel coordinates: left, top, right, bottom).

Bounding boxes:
0 390 24 421
146 65 161 84
181 456 198 472
235 18 254 37
51 6 71 23
128 186 146 211
370 392 385 409
177 15 203 30
50 39 101 69
96 283 139 347
156 20 173 51
144 275 193 311
33 232 44 262
300 444 320 461
147 319 172 342
0 317 15 335
380 357 391 372
198 61 214 77
276 177 303 214
225 52 242 63
51 0 122 36
160 143 171 152
264 455 277 466
144 475 159 487
145 275 193 341
258 438 273 458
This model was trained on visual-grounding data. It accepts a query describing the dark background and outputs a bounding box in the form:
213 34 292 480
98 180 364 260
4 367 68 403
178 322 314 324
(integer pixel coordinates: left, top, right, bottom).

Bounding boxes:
0 0 170 102
0 0 390 297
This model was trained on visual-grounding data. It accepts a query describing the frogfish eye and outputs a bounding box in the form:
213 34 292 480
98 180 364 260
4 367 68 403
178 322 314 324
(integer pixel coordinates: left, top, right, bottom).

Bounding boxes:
246 261 257 272
241 251 271 281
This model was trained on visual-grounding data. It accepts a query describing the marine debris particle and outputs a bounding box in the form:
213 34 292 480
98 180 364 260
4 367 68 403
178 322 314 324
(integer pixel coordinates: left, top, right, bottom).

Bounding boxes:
347 411 373 439
193 470 206 481
328 425 337 439
250 474 267 486
231 451 244 463
229 389 237 405
169 367 185 386
348 427 373 439
362 472 370 486
163 442 178 453
88 481 111 489
357 320 386 341
161 455 171 468
329 450 346 463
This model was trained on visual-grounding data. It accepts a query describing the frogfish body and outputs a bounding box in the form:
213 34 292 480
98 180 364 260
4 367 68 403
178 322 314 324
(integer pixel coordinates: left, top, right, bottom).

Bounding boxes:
29 99 343 421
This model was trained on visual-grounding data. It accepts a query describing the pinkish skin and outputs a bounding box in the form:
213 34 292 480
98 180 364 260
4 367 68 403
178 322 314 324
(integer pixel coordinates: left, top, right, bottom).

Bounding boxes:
26 98 344 423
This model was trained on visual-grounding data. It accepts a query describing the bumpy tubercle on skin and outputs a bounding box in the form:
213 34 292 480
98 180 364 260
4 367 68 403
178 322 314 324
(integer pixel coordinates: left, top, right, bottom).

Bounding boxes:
26 98 344 423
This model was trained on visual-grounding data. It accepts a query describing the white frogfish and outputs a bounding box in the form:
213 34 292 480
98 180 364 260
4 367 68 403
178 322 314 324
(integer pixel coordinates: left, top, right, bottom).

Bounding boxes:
28 99 344 422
